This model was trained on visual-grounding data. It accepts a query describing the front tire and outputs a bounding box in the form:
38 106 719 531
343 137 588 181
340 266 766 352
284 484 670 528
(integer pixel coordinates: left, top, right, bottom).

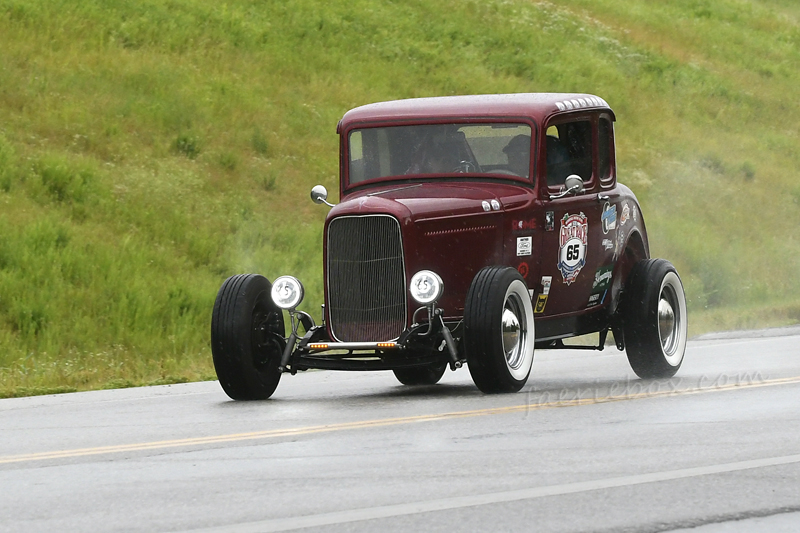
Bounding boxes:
622 259 688 378
211 274 285 400
464 267 535 393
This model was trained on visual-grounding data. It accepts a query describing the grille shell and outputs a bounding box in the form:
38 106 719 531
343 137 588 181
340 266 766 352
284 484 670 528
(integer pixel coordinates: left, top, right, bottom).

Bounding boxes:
327 215 407 342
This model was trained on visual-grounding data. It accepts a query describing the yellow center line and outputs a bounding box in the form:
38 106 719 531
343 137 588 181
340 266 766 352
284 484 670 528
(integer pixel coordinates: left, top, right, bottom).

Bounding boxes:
3 374 799 465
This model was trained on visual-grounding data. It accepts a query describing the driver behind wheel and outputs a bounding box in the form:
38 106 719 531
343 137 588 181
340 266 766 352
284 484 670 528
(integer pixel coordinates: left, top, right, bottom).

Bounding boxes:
423 143 455 173
503 134 531 178
406 139 454 174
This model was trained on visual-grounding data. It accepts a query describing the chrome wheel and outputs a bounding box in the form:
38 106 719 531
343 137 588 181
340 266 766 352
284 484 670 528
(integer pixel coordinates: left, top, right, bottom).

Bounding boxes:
658 291 677 353
502 307 521 364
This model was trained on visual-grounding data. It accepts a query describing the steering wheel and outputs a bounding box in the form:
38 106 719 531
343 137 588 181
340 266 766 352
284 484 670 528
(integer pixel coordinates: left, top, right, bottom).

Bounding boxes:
452 160 479 173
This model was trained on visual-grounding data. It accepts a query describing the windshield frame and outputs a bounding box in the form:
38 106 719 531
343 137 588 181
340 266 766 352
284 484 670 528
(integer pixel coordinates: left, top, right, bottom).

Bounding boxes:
342 117 539 193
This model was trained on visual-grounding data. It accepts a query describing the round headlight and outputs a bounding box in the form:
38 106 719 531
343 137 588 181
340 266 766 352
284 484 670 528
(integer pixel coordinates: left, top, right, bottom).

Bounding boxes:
271 276 304 310
409 270 444 305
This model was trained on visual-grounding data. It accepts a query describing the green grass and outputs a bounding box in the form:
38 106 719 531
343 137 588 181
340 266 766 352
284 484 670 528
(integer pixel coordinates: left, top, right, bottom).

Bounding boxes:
0 0 798 397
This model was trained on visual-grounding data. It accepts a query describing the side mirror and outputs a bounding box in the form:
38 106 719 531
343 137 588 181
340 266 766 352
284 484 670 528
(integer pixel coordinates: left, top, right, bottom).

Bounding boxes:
564 174 585 194
310 185 335 207
549 174 585 200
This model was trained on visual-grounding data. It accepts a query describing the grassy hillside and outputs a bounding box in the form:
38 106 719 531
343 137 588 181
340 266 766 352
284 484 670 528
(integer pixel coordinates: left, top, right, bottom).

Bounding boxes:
1 0 798 397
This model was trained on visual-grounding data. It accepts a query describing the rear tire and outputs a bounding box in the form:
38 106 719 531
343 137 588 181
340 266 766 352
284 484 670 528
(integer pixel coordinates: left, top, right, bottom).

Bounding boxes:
464 267 535 393
393 363 447 386
622 259 687 378
211 274 285 400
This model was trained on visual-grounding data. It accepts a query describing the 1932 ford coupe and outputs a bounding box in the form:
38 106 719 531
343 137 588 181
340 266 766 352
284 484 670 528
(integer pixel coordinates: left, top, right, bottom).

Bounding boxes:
211 93 688 400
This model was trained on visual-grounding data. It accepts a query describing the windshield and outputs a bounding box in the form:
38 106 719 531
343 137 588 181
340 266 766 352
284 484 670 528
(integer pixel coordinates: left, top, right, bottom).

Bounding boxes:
347 123 533 184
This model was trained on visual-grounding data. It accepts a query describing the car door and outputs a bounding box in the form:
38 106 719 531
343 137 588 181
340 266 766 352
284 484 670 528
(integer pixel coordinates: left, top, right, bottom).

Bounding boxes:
535 116 607 318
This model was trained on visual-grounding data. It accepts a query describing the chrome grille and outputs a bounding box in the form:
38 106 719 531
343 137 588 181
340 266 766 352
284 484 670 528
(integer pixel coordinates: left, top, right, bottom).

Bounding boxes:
327 215 406 342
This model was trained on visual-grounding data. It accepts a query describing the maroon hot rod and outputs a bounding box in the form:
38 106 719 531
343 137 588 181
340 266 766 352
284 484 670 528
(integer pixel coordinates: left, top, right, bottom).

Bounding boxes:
211 93 688 400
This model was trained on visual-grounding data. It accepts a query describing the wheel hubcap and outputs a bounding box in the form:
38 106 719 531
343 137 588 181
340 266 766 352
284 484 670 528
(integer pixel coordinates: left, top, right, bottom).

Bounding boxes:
658 287 679 356
502 299 525 370
658 299 674 340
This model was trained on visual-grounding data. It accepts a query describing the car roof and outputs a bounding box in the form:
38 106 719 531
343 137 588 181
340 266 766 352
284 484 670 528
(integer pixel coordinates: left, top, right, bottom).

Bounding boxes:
339 93 613 130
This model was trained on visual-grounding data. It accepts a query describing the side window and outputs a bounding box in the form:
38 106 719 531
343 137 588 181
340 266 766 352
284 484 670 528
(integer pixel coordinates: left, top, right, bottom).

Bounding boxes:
545 121 592 187
598 118 612 182
349 131 365 183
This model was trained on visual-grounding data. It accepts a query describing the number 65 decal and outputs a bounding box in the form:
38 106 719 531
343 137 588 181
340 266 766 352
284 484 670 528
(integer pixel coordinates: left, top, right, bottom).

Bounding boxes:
558 212 588 285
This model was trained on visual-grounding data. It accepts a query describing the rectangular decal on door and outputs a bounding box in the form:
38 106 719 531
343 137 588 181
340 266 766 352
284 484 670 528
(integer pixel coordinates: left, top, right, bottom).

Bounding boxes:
516 236 532 256
535 276 552 314
601 202 617 234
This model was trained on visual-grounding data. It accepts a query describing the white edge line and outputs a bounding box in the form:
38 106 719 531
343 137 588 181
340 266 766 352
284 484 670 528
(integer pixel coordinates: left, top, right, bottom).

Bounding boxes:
183 453 800 533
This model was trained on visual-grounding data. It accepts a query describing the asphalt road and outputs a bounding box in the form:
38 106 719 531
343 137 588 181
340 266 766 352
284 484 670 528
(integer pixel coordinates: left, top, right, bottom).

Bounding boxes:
2 329 800 532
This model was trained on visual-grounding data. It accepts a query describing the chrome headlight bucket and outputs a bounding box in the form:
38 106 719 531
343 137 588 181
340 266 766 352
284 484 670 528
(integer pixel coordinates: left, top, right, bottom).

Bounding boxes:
271 276 304 310
409 270 444 305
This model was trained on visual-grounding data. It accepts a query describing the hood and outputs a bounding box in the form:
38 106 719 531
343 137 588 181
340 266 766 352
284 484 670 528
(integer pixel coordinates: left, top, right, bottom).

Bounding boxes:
330 181 528 223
